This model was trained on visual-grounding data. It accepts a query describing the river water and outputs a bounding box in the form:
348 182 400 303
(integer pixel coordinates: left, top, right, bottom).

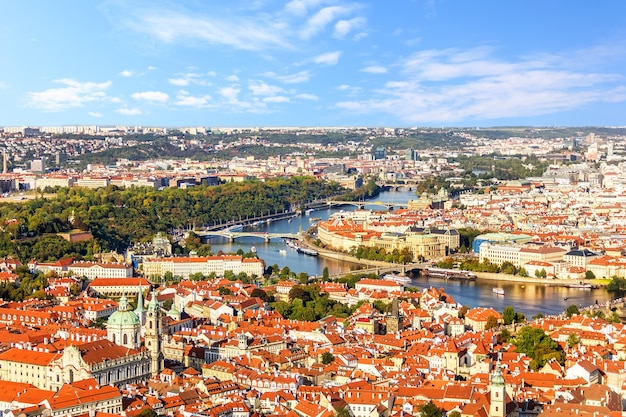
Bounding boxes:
206 189 616 317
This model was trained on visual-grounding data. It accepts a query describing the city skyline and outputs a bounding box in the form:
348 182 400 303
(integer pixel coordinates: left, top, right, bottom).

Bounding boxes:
2 1 626 128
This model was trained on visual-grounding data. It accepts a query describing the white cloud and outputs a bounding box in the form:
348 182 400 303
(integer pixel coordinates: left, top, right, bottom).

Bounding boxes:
314 51 341 65
116 107 142 115
249 80 284 96
285 0 326 16
125 9 292 51
219 87 241 102
131 91 169 103
26 79 113 112
225 75 240 82
169 78 189 87
361 65 388 74
295 93 319 100
119 70 134 77
269 71 311 84
336 46 626 123
175 90 212 107
88 112 103 117
263 96 290 103
333 17 366 39
169 71 215 87
301 6 352 40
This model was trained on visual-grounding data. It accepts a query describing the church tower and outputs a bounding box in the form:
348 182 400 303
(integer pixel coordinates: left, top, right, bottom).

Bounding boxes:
489 361 506 417
145 291 163 376
386 298 403 334
107 294 141 349
134 283 146 329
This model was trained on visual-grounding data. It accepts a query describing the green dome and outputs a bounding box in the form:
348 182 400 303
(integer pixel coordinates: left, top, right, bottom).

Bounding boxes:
167 304 180 319
107 294 140 327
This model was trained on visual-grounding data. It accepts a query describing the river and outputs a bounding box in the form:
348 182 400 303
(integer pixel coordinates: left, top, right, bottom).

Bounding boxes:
205 189 616 317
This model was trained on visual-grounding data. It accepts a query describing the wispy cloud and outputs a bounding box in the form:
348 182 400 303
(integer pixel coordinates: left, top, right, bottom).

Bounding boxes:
168 71 215 87
361 65 388 74
263 96 290 103
295 93 319 100
174 90 212 107
313 51 341 65
26 79 113 112
300 6 354 40
119 70 134 77
337 46 626 123
265 71 311 84
116 107 142 116
131 91 169 104
123 8 292 51
285 0 326 16
333 17 366 39
88 112 103 117
249 80 284 96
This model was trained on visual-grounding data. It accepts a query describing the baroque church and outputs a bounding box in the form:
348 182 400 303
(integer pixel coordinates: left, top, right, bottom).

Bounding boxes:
49 289 164 390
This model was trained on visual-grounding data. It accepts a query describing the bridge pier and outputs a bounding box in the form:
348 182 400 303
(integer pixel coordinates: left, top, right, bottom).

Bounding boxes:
229 236 234 243
265 236 270 243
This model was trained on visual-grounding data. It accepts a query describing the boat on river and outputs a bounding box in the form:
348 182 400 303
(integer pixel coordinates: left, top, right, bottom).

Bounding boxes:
564 282 594 289
422 267 477 281
297 246 319 256
382 274 412 285
493 287 505 295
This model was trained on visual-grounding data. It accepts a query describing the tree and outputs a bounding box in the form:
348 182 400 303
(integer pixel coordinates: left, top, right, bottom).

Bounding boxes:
322 266 330 281
448 412 462 417
137 408 158 417
419 401 444 417
607 277 626 291
566 333 580 348
485 315 500 330
250 288 269 301
532 312 544 320
321 351 335 365
218 286 234 296
503 306 515 325
500 261 516 275
585 270 596 279
334 407 351 417
498 328 512 344
289 286 312 303
565 304 580 318
607 311 622 323
512 325 564 370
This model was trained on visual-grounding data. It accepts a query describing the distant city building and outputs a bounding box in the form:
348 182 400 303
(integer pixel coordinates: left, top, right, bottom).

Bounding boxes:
373 147 386 160
30 158 45 173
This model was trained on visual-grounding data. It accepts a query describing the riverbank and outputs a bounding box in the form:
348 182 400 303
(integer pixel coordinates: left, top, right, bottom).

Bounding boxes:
474 271 606 287
306 238 608 288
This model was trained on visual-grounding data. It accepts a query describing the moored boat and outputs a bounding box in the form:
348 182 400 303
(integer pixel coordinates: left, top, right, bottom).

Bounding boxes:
564 282 593 289
493 287 505 295
382 274 412 285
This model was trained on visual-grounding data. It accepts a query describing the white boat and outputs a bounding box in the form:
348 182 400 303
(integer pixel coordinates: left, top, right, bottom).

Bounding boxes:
382 274 412 284
250 246 257 253
493 287 505 295
279 249 287 255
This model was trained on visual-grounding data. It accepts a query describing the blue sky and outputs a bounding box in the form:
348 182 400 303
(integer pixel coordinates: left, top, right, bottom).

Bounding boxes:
2 0 626 127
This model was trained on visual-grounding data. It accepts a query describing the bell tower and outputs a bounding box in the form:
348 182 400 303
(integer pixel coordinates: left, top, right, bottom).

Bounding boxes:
489 361 506 417
145 290 163 376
